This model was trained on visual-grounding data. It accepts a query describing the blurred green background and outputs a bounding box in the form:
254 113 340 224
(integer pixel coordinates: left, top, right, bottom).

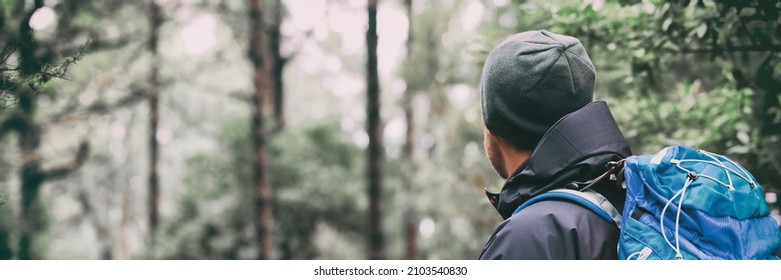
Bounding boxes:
1 0 779 259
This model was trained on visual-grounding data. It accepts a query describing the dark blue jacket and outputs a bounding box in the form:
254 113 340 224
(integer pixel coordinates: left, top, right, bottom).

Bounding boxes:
480 101 631 260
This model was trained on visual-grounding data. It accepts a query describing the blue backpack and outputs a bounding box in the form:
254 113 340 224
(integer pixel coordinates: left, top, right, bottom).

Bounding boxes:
513 145 781 260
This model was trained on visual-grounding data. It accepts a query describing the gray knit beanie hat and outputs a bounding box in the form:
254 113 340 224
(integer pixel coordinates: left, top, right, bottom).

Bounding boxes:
480 30 596 150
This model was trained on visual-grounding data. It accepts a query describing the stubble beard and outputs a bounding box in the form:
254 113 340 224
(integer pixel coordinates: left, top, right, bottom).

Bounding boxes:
484 136 508 179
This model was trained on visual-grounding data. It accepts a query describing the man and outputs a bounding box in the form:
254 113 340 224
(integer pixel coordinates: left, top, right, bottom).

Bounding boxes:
478 30 632 259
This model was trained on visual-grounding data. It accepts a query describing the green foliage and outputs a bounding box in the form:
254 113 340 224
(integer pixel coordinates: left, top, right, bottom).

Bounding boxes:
269 121 366 259
610 77 758 155
548 0 781 94
1 48 85 103
151 119 366 259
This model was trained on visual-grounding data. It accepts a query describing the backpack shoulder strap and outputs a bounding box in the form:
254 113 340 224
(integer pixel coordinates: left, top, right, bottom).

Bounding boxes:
512 189 623 228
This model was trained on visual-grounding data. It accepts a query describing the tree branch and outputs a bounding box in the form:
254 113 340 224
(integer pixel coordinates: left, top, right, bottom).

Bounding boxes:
58 32 142 60
0 112 33 140
47 84 146 124
673 45 781 53
43 141 90 180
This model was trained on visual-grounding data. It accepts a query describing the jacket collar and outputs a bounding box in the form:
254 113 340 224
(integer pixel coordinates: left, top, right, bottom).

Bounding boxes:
485 101 632 219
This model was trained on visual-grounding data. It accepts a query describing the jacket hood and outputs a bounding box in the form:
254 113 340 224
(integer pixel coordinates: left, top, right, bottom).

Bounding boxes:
485 101 632 219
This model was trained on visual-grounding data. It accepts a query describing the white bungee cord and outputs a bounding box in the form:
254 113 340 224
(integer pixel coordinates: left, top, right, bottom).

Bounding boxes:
659 176 693 260
657 152 758 260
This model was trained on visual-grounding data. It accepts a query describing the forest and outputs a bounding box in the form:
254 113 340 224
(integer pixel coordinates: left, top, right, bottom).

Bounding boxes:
1 0 780 260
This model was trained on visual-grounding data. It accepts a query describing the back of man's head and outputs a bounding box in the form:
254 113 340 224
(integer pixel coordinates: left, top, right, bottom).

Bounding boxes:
481 30 596 150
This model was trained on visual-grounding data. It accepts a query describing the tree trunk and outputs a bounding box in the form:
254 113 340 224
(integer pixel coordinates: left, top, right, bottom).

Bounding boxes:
2 0 98 259
757 56 781 137
269 0 286 130
18 106 45 260
16 1 49 260
147 0 163 242
116 173 131 259
75 190 113 259
249 0 274 260
366 0 386 260
16 101 89 259
402 0 418 260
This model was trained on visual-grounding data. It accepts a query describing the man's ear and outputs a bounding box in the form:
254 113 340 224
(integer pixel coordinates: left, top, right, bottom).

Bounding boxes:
485 129 511 150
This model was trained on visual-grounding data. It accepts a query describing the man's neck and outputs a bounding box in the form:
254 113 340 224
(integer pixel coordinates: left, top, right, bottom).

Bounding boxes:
501 149 532 179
